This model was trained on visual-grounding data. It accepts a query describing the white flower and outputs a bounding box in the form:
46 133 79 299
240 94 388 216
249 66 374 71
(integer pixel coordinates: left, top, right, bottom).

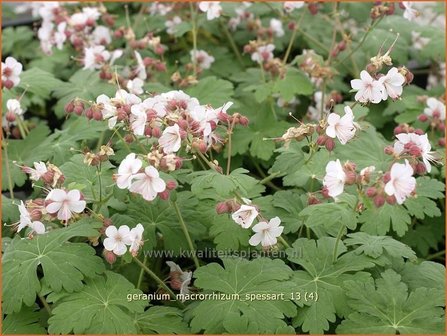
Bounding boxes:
37 21 54 55
104 225 132 256
83 45 110 70
16 201 45 234
283 2 305 12
159 124 182 154
231 205 258 228
350 70 385 104
130 103 148 136
96 94 118 129
166 261 192 297
26 161 48 181
326 106 356 145
269 19 284 37
190 50 215 70
129 223 144 256
402 2 419 21
134 51 147 80
198 2 222 20
115 153 143 189
251 44 275 64
54 22 67 50
126 78 144 95
6 99 24 116
2 56 22 88
360 166 375 178
249 217 284 247
113 89 141 105
323 159 346 198
393 133 437 172
82 7 101 22
45 189 86 221
424 97 445 121
93 26 112 45
384 160 416 204
165 16 182 35
411 31 430 50
130 166 166 201
149 3 173 16
378 67 405 100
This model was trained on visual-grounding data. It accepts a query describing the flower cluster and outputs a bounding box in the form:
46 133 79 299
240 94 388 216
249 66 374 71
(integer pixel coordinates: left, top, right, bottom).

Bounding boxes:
166 261 192 297
45 188 86 222
103 223 144 257
1 56 22 89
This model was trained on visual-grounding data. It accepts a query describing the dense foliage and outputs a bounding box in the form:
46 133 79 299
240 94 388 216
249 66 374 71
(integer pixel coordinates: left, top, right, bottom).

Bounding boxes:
2 1 445 334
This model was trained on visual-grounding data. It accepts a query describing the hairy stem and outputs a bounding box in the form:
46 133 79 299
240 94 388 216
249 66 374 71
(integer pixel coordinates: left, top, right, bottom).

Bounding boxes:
332 224 345 263
171 200 200 268
189 2 198 76
136 255 147 289
38 293 52 315
220 20 244 65
2 138 15 199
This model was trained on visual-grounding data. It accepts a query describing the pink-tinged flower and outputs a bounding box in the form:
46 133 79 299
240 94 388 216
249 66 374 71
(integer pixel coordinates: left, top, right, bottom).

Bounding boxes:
269 18 284 37
166 261 192 297
283 2 305 12
2 57 22 88
16 201 45 234
130 166 166 201
249 217 284 247
384 160 416 204
326 106 356 145
54 22 67 50
45 189 86 221
134 51 147 80
93 25 112 45
198 1 222 20
115 153 143 189
114 89 141 105
190 49 215 70
23 161 48 181
323 159 346 198
96 94 117 129
379 67 405 100
159 124 182 154
127 78 144 95
129 223 144 256
165 16 182 35
350 70 385 104
231 205 258 228
393 133 437 172
411 31 430 50
424 98 445 121
6 99 24 116
103 225 132 256
402 2 419 21
251 44 275 64
130 103 148 136
83 45 110 70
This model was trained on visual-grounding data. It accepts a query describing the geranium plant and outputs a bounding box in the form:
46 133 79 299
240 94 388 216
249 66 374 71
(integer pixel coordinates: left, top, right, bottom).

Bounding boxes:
1 1 445 335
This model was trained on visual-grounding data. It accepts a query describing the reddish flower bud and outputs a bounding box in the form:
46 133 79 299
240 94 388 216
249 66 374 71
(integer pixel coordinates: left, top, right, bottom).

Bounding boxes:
373 194 385 207
338 40 346 51
124 134 134 143
4 79 14 89
93 110 103 121
405 70 414 85
117 108 128 121
175 157 183 170
287 21 296 31
432 110 441 119
418 114 428 122
366 187 377 197
325 138 335 151
438 138 445 147
198 141 208 153
316 135 327 146
415 162 427 175
393 125 404 135
103 218 113 227
414 128 424 135
158 190 170 200
308 3 319 15
113 30 124 38
152 127 162 138
5 111 16 122
345 171 357 185
321 186 330 199
383 172 391 183
30 208 43 221
103 250 117 265
307 195 321 205
215 201 230 214
408 144 422 156
239 116 249 126
384 145 394 155
385 195 396 205
166 180 177 190
65 101 75 113
85 107 94 119
144 127 152 137
386 3 395 15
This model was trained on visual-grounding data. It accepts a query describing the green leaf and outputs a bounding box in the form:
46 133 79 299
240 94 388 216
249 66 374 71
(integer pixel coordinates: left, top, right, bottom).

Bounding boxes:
136 306 190 334
287 238 375 334
190 168 265 199
345 232 416 261
17 67 64 97
185 76 234 106
1 195 19 224
209 213 251 250
273 68 313 100
2 306 46 334
358 203 411 237
2 219 104 313
401 261 446 291
414 176 445 200
48 271 147 334
190 258 296 334
337 270 445 334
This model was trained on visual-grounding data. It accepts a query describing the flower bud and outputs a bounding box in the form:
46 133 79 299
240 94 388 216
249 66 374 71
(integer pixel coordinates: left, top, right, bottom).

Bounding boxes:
325 138 335 151
4 79 14 89
166 180 177 190
215 201 230 214
414 128 424 135
316 135 327 146
384 145 394 155
344 171 357 185
308 3 319 15
385 195 396 205
85 107 94 119
93 110 103 121
366 187 377 197
158 190 170 200
307 195 321 205
415 162 427 175
418 114 428 122
393 125 404 135
373 194 385 207
152 127 162 138
239 116 249 126
42 171 55 185
5 111 16 122
103 250 117 265
383 172 391 183
65 101 75 113
408 144 422 157
321 186 330 199
438 138 445 147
